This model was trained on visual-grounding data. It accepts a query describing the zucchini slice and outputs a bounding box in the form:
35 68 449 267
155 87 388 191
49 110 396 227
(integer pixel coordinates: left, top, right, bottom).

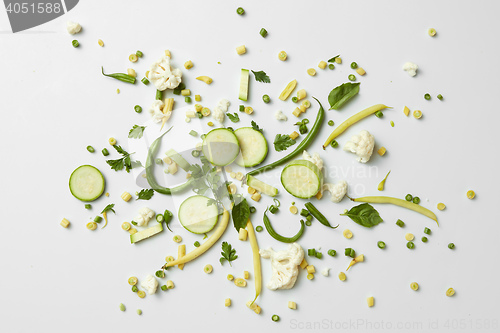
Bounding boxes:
202 128 240 166
69 165 105 202
178 195 219 234
234 127 268 167
281 159 323 199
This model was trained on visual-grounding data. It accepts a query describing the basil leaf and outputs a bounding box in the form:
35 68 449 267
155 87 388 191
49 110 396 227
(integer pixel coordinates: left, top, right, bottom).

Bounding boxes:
328 82 360 110
340 203 383 228
232 198 250 232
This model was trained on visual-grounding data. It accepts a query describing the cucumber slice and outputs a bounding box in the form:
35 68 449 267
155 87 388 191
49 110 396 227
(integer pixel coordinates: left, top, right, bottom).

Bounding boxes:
281 159 323 199
246 175 278 197
234 127 268 167
178 195 219 234
165 148 190 171
239 69 249 101
202 128 240 166
130 223 163 244
69 165 105 202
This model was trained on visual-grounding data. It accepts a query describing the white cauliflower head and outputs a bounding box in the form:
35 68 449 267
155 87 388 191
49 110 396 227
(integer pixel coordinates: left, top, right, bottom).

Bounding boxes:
66 21 82 34
322 181 348 203
149 100 170 124
302 150 323 170
343 130 375 163
133 207 155 227
140 275 159 295
148 56 182 91
402 62 418 77
275 110 288 121
259 243 304 290
212 99 230 123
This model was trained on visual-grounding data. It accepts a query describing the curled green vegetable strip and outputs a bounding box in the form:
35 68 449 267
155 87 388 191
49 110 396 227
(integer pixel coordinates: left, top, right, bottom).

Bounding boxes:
263 207 305 243
304 202 338 229
246 97 324 178
101 66 136 84
146 128 193 195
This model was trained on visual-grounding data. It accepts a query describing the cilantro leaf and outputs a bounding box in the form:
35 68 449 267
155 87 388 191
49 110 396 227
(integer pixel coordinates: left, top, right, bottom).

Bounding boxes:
273 134 296 152
100 204 115 214
136 189 154 200
128 125 146 139
106 145 134 172
327 55 340 63
251 70 270 83
226 112 240 123
251 120 263 133
220 241 238 266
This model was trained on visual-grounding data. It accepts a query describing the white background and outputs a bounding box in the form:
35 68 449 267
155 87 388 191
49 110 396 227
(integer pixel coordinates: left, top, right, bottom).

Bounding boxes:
1 0 499 332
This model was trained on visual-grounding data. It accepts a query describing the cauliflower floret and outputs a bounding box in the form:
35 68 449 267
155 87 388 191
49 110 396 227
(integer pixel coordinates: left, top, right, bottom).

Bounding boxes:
148 56 182 91
321 268 330 277
133 207 155 227
149 100 170 124
260 243 304 290
140 275 159 295
302 150 323 170
343 130 375 163
275 110 288 121
402 62 418 77
322 181 348 203
66 21 82 34
212 99 230 124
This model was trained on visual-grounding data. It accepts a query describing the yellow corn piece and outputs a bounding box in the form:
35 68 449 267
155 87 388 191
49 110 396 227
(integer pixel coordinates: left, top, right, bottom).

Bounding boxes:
234 278 247 287
173 235 182 243
307 68 316 76
410 282 419 291
246 300 258 311
201 107 211 117
195 95 201 102
196 76 213 84
251 192 261 202
343 229 353 239
301 99 311 109
247 186 256 195
467 190 475 199
413 110 423 119
121 222 131 231
194 104 203 112
437 203 446 210
128 228 137 235
315 191 323 200
129 54 138 62
338 272 346 281
279 79 297 101
204 264 213 274
60 218 70 228
318 61 327 69
290 131 299 140
184 60 193 69
163 156 172 165
108 137 117 145
97 39 104 47
306 265 316 274
127 68 137 77
181 89 191 96
166 280 175 289
367 297 374 307
288 301 297 310
244 271 250 279
299 258 308 269
292 108 302 117
121 191 132 202
405 233 415 241
236 45 246 55
356 67 366 75
238 228 248 241
236 172 244 181
403 106 410 116
278 51 287 61
307 273 314 280
296 89 307 101
254 305 261 314
137 291 146 298
298 105 306 113
290 205 298 214
446 288 455 297
335 57 342 64
378 147 387 156
244 106 254 115
164 50 171 57
168 162 178 175
178 244 186 270
225 298 231 307
161 98 175 130
227 274 234 281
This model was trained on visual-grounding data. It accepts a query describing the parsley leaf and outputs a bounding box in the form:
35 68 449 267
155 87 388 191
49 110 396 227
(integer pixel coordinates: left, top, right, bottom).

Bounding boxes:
136 189 154 200
251 70 270 83
220 241 238 266
101 204 115 214
226 112 240 123
251 120 263 133
128 125 146 139
273 134 296 152
106 145 134 172
131 160 144 169
327 55 340 63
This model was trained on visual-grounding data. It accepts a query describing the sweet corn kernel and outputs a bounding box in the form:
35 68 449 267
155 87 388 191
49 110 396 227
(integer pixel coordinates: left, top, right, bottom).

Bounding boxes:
246 301 258 310
184 60 193 69
335 57 342 64
60 218 70 228
238 228 248 241
244 271 250 279
306 265 316 274
356 67 366 76
318 61 327 69
163 156 172 165
288 301 297 310
343 229 353 239
298 105 307 113
248 186 256 195
195 95 201 102
121 191 132 202
236 45 246 55
446 288 455 297
404 106 410 116
168 162 178 175
307 273 314 280
437 203 446 210
97 39 104 47
315 191 323 200
290 131 299 140
227 274 234 281
307 68 316 76
339 272 346 281
300 258 308 269
251 192 261 202
254 305 261 314
367 297 374 307
225 298 231 307
290 205 298 214
378 147 387 156
207 121 214 127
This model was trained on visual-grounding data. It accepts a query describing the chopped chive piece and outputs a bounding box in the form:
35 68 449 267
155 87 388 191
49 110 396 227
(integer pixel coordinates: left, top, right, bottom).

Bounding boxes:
255 225 263 232
405 194 413 201
161 285 167 291
262 94 270 103
348 74 356 81
330 140 338 148
350 62 358 69
189 130 198 137
102 148 109 156
85 204 92 209
155 270 165 278
141 77 150 85
306 215 313 222
72 40 79 48
249 206 257 213
327 249 336 257
315 252 323 259
191 150 200 157
437 94 443 100
87 145 95 153
424 93 431 100
448 243 455 249
345 248 355 258
377 241 386 249
173 89 181 95
156 214 164 223
236 7 245 15
136 50 143 58
328 64 335 70
308 248 316 256
406 241 415 249
421 236 428 242
269 205 279 214
194 241 200 247
412 196 421 204
292 96 298 103
305 219 311 227
328 120 334 126
375 111 384 118
396 219 405 227
272 314 280 322
134 105 142 113
94 216 103 223
300 209 309 217
131 285 138 292
185 96 192 103
259 28 268 38
239 105 245 112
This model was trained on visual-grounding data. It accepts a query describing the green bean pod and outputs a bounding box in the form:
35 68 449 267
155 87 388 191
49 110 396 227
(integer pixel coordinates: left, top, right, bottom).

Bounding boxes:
101 66 136 84
304 202 338 229
156 89 163 100
263 207 305 243
146 129 193 195
246 97 325 178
